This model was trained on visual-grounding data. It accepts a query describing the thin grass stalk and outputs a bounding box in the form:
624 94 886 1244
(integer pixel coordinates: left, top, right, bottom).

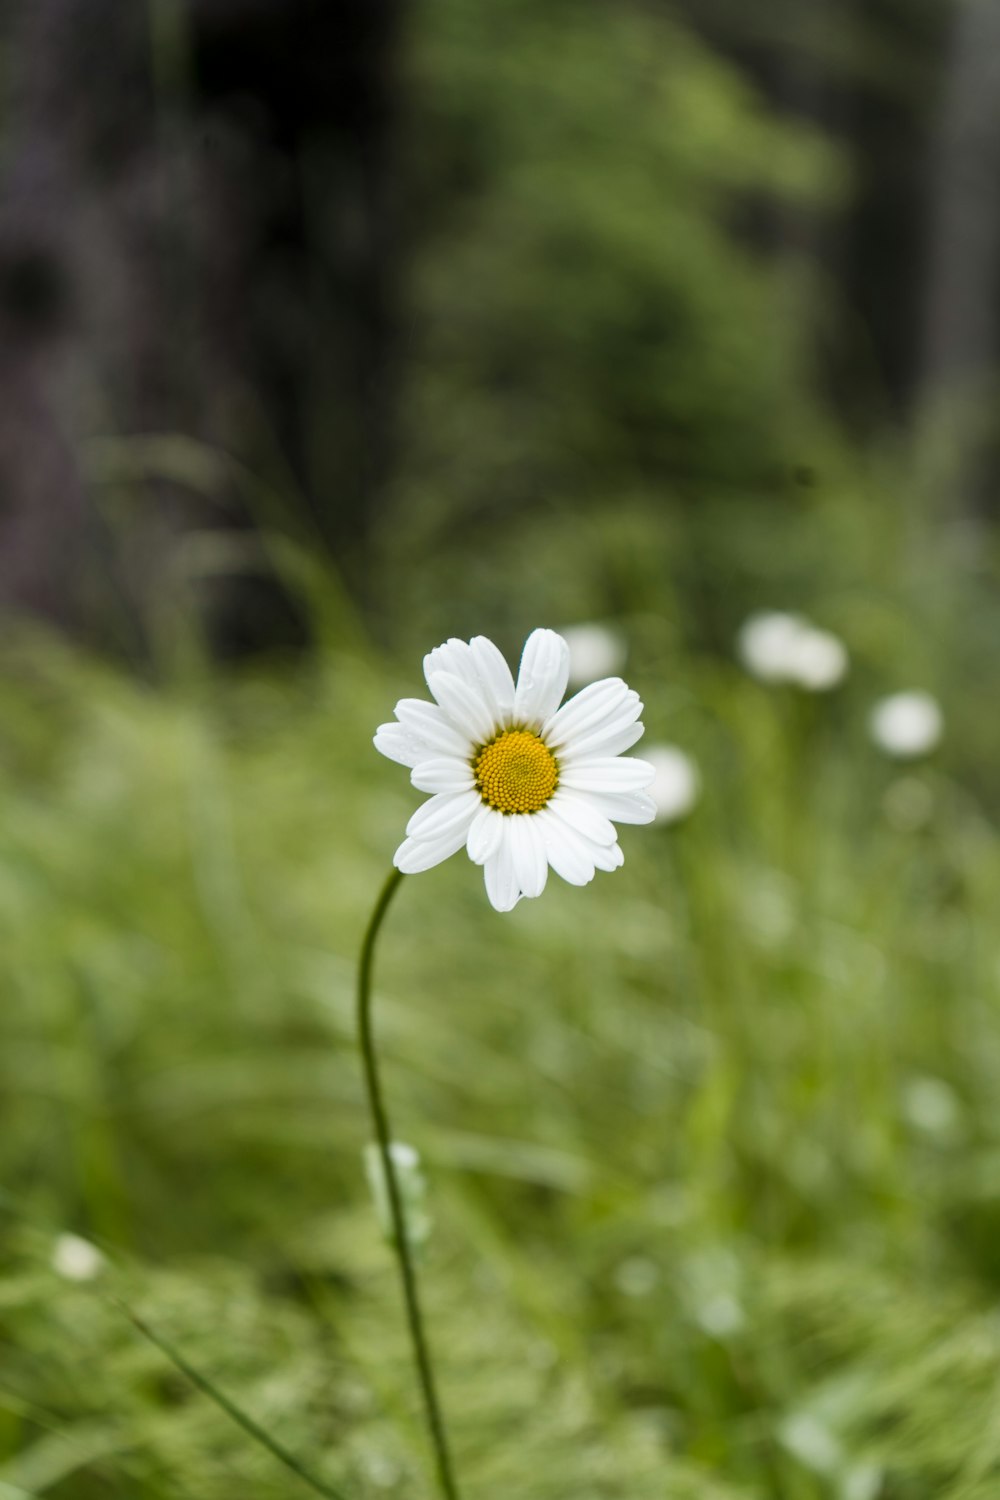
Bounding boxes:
114 1298 347 1500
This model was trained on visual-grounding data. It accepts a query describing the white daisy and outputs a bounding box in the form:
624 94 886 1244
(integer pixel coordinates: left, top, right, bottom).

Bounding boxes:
375 629 655 911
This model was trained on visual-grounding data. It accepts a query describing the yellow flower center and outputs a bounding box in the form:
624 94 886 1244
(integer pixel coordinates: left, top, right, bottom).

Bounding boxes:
474 729 558 814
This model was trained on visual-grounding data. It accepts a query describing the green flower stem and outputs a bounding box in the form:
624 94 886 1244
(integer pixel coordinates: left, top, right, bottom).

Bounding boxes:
357 868 462 1500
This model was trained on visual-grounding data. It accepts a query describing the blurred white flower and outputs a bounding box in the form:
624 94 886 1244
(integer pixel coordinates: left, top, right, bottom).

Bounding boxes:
785 626 848 691
869 691 943 758
646 745 700 823
560 623 627 687
737 612 805 682
737 612 848 691
363 1141 432 1252
51 1232 105 1282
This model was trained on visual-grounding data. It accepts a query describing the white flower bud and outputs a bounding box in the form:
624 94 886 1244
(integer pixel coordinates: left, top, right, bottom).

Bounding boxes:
363 1142 432 1252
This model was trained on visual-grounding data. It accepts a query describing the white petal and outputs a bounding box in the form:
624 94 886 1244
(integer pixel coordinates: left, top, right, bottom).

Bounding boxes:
427 670 497 745
393 823 471 874
591 839 624 871
374 723 426 768
395 699 472 758
536 809 596 886
557 713 644 763
467 804 504 865
469 636 516 724
559 757 655 794
508 815 548 899
411 757 475 793
483 823 521 911
423 638 482 692
543 678 636 748
423 636 518 726
585 790 658 825
540 807 625 878
513 629 571 729
406 790 479 840
549 790 617 846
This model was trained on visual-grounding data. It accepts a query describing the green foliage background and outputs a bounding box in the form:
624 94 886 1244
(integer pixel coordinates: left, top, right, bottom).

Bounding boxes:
4 596 1000 1498
4 2 1000 1497
379 0 844 646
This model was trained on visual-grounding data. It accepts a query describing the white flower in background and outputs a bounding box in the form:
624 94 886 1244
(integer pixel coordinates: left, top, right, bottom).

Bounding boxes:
785 625 848 691
363 1141 432 1252
869 691 943 759
560 622 627 687
737 611 848 691
51 1232 105 1282
737 612 805 682
645 744 700 823
375 630 655 911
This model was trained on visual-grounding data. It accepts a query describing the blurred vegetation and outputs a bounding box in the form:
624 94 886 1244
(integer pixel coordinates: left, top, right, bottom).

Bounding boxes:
381 0 846 642
5 0 1000 1497
4 595 1000 1497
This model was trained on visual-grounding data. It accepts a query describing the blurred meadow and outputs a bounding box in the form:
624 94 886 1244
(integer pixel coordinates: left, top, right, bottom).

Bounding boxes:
4 1 1000 1497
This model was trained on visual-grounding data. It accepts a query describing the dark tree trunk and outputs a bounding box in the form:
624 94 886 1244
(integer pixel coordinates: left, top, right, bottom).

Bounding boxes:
0 0 402 658
918 0 1000 512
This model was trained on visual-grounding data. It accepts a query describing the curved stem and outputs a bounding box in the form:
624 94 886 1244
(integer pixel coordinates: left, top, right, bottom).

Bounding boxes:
356 868 462 1500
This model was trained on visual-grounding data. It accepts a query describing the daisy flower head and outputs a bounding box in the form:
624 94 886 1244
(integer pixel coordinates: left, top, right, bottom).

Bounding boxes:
375 629 656 911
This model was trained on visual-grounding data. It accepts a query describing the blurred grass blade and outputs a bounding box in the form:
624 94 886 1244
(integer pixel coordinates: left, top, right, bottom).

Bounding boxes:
113 1299 349 1500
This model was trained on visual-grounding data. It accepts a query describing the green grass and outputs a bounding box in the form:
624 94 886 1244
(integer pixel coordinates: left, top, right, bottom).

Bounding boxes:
2 611 1000 1499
